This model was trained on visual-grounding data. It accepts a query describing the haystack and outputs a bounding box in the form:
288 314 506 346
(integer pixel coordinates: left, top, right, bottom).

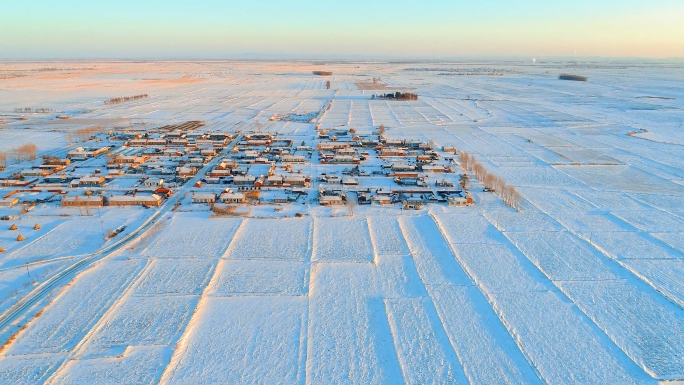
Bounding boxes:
9 224 18 231
33 224 41 230
16 234 25 242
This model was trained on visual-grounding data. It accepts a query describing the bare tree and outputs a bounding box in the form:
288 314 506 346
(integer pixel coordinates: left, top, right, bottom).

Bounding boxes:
16 143 38 161
104 94 148 105
456 150 520 211
347 193 357 216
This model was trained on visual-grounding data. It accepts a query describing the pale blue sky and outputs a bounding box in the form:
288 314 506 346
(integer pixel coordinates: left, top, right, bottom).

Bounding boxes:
1 0 682 58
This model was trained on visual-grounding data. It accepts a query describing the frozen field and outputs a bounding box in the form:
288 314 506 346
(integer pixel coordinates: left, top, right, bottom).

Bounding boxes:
1 60 684 384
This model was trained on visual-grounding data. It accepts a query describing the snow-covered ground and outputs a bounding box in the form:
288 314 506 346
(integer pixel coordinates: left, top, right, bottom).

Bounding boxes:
1 60 683 384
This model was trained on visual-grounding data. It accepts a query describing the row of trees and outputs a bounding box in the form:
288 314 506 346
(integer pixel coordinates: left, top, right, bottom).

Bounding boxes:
458 151 521 210
104 94 149 105
65 126 106 143
373 92 419 101
14 107 54 113
0 143 39 168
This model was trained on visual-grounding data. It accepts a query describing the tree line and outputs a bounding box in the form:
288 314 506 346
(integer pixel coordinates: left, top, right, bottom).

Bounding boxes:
14 107 54 113
65 126 106 143
104 94 149 105
373 92 419 101
0 143 39 168
458 151 521 210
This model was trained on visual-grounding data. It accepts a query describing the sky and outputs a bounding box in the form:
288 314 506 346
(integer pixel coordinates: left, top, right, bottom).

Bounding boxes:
1 0 683 59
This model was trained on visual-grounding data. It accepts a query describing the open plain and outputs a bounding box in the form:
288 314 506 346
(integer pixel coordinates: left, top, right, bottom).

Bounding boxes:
0 60 683 384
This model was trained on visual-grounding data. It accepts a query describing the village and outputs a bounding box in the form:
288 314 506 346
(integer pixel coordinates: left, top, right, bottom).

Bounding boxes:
0 120 475 216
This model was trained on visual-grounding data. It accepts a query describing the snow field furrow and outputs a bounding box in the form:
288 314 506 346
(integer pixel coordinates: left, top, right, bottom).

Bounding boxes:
4 259 146 356
222 218 312 261
519 187 598 214
164 297 306 384
131 259 216 296
367 216 410 258
0 353 66 385
622 259 684 308
558 280 684 380
398 216 473 286
427 285 542 385
76 295 200 359
558 164 682 194
305 263 404 384
481 211 564 232
583 230 682 260
552 212 634 233
491 290 646 384
430 213 507 245
504 231 619 281
494 216 684 380
49 346 168 385
142 215 242 258
312 217 374 263
449 243 548 293
157 218 247 382
384 298 462 384
432 215 646 384
651 232 684 254
209 260 308 296
399 216 542 382
611 210 684 232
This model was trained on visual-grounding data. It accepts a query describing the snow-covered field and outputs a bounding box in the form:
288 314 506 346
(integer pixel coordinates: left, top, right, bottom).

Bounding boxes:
1 60 683 384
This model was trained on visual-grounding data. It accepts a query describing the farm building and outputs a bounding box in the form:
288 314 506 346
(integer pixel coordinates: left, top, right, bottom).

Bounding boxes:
192 193 216 204
326 155 360 164
112 155 147 165
323 176 341 184
109 194 162 207
447 196 468 206
404 198 424 210
370 195 392 206
281 155 306 163
234 175 257 185
62 195 104 207
391 162 415 172
283 175 309 187
136 194 163 206
267 176 284 186
422 165 446 173
169 139 189 147
342 177 359 186
20 169 50 178
319 195 344 206
154 187 173 197
178 166 197 176
67 146 110 159
244 150 259 160
78 176 106 186
219 191 246 203
318 142 350 151
380 148 407 157
144 178 164 187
